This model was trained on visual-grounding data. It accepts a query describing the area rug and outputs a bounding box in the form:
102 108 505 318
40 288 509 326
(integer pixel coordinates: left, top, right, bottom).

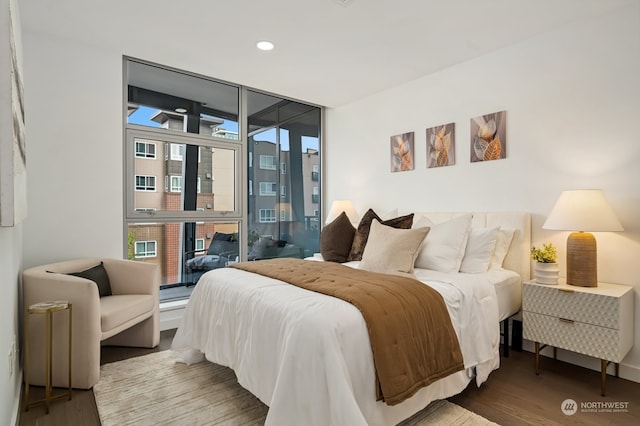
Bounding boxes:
94 351 499 426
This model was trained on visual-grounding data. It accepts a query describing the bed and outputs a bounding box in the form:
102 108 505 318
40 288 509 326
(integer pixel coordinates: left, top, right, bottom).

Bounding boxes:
171 211 531 426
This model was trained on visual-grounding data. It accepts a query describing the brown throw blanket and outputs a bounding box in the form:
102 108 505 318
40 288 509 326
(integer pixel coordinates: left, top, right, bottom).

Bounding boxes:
230 258 464 405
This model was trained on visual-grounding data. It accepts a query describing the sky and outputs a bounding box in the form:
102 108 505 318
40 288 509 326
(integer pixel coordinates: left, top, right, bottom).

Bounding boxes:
128 105 318 152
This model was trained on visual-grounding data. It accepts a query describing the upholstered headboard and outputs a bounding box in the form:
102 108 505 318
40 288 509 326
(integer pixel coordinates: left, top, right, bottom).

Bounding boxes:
401 211 532 281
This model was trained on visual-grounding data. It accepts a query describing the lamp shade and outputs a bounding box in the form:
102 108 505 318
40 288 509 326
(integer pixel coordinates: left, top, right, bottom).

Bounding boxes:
542 190 623 232
326 200 359 226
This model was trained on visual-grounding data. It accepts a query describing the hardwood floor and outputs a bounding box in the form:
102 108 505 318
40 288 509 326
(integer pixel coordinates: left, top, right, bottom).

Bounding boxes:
18 331 640 425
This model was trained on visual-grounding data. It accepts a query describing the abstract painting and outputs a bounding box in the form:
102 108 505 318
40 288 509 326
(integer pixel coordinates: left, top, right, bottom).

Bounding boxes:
390 132 414 172
470 111 506 163
426 123 455 168
1 0 27 227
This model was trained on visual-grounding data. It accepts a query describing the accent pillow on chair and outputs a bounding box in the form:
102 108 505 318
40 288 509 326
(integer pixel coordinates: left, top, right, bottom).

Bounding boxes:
66 261 113 297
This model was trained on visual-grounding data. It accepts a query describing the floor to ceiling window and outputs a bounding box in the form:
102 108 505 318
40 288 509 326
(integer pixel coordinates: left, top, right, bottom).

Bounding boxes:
124 58 322 301
246 90 321 261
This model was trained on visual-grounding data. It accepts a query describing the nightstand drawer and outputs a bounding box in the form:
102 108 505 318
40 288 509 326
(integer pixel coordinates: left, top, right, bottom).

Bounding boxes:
523 312 627 362
523 284 621 328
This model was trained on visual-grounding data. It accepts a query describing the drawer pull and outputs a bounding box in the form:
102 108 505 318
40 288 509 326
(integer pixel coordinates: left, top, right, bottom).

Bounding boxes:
558 288 575 293
559 318 574 324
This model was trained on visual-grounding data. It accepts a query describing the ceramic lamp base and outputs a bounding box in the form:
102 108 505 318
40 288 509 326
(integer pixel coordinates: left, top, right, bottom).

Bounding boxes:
567 231 597 287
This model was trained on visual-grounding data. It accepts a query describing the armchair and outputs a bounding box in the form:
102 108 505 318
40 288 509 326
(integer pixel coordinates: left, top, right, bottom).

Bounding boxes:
22 258 159 389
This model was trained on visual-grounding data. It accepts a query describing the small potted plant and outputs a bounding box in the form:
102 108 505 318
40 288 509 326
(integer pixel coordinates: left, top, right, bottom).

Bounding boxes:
531 243 559 285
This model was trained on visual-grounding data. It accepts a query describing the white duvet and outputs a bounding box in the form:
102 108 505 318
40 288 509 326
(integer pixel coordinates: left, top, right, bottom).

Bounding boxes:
171 261 500 426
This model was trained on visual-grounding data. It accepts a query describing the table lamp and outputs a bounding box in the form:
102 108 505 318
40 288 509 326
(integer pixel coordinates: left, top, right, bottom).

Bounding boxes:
325 200 359 226
542 190 623 287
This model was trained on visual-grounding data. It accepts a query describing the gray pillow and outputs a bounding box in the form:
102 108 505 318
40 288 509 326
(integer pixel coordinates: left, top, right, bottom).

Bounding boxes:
67 261 112 297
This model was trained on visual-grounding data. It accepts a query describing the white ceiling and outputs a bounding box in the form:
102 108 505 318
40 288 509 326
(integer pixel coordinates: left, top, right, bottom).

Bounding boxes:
19 0 633 108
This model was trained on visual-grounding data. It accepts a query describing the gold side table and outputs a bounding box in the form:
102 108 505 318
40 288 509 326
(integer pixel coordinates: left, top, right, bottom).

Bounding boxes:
23 301 72 414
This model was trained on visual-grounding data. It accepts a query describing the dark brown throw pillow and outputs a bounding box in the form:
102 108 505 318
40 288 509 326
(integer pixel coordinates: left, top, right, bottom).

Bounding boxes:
348 209 414 261
67 261 112 297
320 212 356 263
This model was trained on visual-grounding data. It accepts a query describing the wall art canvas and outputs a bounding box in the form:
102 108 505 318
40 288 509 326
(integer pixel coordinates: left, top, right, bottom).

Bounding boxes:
390 132 414 172
0 0 28 226
426 123 455 168
470 110 506 163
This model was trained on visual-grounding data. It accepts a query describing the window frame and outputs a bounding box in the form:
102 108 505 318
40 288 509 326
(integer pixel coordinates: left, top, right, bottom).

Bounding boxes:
135 175 156 192
259 181 277 196
259 155 277 170
259 209 277 223
135 240 157 258
125 126 242 221
135 140 156 159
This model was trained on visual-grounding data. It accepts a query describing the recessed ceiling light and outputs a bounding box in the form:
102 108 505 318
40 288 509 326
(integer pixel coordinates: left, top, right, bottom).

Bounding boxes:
175 108 187 113
256 41 274 51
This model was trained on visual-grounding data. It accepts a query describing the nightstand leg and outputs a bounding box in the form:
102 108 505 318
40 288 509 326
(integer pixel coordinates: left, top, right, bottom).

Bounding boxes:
535 342 540 375
601 359 607 396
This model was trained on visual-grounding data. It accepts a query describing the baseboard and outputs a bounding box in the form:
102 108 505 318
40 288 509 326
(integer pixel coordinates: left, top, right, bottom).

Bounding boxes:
159 299 187 331
522 339 640 384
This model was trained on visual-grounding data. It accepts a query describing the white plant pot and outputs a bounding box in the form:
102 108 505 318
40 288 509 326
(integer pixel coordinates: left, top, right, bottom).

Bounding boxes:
535 262 559 285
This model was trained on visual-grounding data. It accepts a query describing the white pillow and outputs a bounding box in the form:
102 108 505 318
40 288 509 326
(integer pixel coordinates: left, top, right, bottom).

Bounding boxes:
489 228 516 270
414 214 472 273
459 227 499 273
359 220 430 276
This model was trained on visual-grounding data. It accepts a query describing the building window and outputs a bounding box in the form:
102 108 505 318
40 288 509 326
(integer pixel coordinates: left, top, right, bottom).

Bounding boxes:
281 162 287 174
170 176 182 192
195 238 205 252
135 141 156 158
259 182 277 196
260 155 277 170
135 240 157 258
170 143 183 161
249 179 253 196
311 164 319 181
312 186 319 203
280 185 286 197
135 175 156 191
249 152 253 168
259 209 276 223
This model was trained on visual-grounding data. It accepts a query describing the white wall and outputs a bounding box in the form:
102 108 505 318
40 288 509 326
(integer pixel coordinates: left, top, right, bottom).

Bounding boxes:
1 0 25 423
326 4 640 380
22 34 124 268
0 225 22 426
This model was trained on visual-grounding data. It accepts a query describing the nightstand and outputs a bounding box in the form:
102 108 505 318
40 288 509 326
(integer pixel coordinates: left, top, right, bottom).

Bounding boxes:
522 279 634 396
